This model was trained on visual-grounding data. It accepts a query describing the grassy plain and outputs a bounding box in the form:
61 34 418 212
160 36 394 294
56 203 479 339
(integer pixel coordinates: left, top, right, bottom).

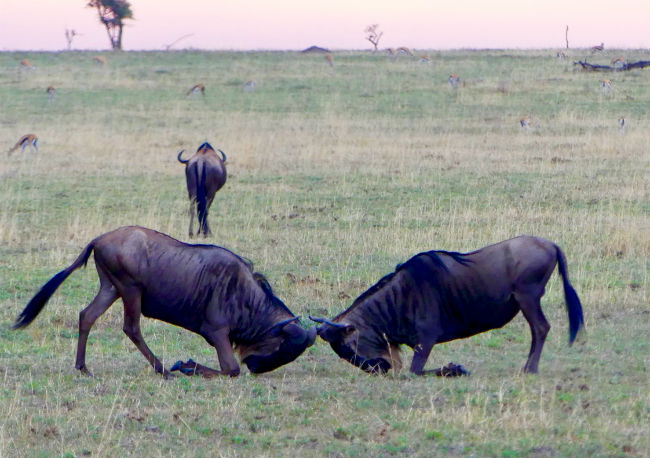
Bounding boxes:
0 49 649 458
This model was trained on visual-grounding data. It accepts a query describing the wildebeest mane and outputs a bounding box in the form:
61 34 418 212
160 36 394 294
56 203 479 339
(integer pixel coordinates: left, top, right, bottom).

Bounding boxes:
253 271 294 316
335 250 472 321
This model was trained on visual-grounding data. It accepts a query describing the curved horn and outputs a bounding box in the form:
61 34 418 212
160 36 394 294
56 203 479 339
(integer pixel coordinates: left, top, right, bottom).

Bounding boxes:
267 316 300 335
218 149 227 163
177 150 189 164
308 315 346 328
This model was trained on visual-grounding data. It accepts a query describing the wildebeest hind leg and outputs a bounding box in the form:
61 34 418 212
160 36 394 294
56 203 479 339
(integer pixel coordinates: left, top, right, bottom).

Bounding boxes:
516 293 550 374
121 289 171 378
201 327 240 377
188 201 196 237
75 283 119 375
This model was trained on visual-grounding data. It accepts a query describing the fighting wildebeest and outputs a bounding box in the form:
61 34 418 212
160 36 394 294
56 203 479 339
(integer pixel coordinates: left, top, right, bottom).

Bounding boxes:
14 226 316 377
177 142 227 238
310 236 584 375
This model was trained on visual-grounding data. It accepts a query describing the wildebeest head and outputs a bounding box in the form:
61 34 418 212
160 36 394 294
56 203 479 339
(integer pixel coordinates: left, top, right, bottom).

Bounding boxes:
240 316 317 374
309 316 394 374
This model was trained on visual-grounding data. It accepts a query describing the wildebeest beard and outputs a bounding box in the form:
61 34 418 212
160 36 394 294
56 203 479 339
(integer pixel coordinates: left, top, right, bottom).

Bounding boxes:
329 334 391 375
242 326 316 374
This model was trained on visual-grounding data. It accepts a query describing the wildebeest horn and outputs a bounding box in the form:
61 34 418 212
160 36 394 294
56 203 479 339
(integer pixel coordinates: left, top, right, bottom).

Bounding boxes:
177 150 189 164
308 315 346 328
267 316 300 336
218 149 227 163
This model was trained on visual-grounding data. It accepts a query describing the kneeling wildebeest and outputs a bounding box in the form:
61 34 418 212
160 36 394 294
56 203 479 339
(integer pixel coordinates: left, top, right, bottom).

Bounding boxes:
177 142 227 238
14 226 316 377
310 236 584 375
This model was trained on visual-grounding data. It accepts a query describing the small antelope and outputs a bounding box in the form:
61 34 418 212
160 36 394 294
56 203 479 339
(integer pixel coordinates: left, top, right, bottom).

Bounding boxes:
419 55 431 63
93 55 106 65
385 48 396 56
591 42 604 53
396 46 414 56
556 51 567 60
520 117 532 129
186 83 205 97
20 59 35 70
8 134 38 155
46 86 56 103
601 79 612 92
244 80 256 92
324 53 334 67
611 57 626 68
448 73 461 88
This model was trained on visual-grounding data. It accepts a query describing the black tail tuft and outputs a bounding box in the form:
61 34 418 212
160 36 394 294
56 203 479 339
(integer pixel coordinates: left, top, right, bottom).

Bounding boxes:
556 246 585 344
13 242 94 329
196 161 208 234
14 270 70 329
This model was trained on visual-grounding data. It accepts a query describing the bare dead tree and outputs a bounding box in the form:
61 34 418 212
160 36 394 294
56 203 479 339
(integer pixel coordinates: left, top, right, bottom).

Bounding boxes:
365 24 383 52
65 29 79 50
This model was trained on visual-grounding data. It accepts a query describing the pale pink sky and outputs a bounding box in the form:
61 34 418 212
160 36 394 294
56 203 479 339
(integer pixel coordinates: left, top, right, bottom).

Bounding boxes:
1 0 649 51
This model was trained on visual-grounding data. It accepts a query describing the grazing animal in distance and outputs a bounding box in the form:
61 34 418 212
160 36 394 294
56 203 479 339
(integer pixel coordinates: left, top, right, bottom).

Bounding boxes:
618 116 626 134
591 42 604 53
601 79 613 93
324 53 334 67
13 226 316 377
8 134 38 155
396 46 414 56
556 51 567 60
186 83 205 97
93 55 106 65
46 86 56 103
520 116 532 129
448 73 461 88
310 236 584 376
177 142 227 238
20 59 34 70
611 57 626 68
244 80 256 92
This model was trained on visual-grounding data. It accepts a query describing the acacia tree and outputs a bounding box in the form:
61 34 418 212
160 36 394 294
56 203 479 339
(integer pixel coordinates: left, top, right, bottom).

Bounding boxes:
87 0 133 50
364 24 383 52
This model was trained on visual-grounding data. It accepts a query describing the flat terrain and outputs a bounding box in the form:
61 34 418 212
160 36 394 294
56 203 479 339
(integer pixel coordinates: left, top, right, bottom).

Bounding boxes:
0 49 649 458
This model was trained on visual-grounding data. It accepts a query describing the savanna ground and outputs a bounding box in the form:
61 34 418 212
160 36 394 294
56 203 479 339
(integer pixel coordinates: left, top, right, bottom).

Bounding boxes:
0 48 648 458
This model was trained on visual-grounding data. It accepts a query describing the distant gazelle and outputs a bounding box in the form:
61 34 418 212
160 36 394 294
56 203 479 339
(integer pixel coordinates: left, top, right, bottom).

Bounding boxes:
419 55 431 63
556 51 567 60
46 86 56 103
396 46 414 56
448 73 460 88
20 59 34 70
520 117 531 129
93 55 106 65
591 42 604 53
244 80 256 92
324 53 334 67
611 57 626 68
601 79 612 93
8 134 38 155
186 83 205 97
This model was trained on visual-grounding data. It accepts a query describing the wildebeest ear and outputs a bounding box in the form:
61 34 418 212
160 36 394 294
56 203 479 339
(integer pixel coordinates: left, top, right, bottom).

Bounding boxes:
343 325 356 336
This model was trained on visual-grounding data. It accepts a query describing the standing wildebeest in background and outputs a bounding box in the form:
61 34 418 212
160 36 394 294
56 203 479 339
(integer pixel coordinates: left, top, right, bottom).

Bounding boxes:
177 142 227 238
8 134 38 155
14 226 317 377
310 236 584 375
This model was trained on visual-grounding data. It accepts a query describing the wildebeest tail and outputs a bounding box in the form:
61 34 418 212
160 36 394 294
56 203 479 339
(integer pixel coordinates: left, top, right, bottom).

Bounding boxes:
555 245 585 344
196 161 208 231
13 242 95 329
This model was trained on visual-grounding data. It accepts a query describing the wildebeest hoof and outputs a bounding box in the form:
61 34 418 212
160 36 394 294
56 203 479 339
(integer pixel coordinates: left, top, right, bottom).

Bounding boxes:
76 365 93 377
170 359 198 375
434 362 470 377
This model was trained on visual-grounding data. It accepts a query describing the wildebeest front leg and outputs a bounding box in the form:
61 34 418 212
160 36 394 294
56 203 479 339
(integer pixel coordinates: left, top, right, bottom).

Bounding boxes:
121 289 172 378
410 340 435 375
75 283 119 376
202 327 240 377
516 292 550 374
